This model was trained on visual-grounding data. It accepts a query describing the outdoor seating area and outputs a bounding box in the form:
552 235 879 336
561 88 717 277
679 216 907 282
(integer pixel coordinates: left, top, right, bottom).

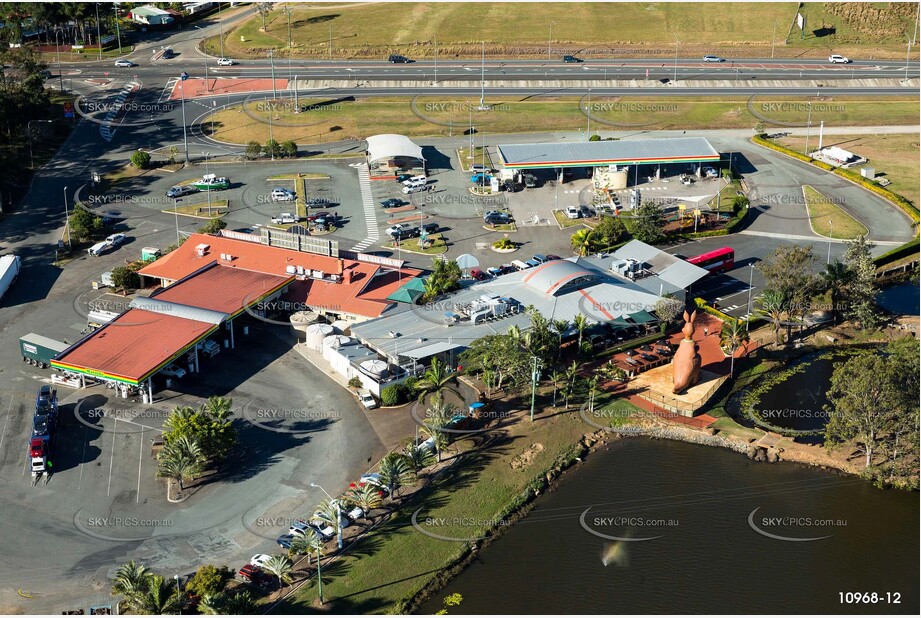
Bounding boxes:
609 340 673 376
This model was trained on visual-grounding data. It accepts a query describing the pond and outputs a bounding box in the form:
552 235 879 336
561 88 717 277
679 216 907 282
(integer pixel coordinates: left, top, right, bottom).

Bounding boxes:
876 281 920 316
751 356 836 443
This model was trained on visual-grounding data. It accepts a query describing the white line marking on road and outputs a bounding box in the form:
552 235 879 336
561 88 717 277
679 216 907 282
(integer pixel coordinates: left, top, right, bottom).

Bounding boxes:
107 418 117 496
79 425 88 488
0 394 13 461
136 427 144 503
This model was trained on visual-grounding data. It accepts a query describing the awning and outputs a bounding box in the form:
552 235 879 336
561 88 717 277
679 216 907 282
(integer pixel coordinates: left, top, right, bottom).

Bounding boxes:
366 134 425 163
608 315 633 328
627 309 657 324
387 277 427 303
402 341 462 360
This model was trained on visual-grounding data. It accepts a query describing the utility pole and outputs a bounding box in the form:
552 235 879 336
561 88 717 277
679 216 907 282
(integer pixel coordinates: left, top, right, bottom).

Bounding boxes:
95 2 102 60
529 356 542 421
771 20 777 59
827 220 833 264
329 23 332 60
803 102 812 156
585 89 591 138
673 32 679 83
55 29 64 92
548 21 554 60
174 198 182 246
478 41 486 109
434 36 437 84
906 36 913 81
269 48 277 100
316 545 324 604
63 186 72 250
114 4 121 54
219 2 224 58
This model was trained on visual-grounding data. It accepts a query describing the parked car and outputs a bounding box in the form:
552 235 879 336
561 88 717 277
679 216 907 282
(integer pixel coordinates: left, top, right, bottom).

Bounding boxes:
388 54 411 63
470 173 492 184
216 57 236 66
532 254 549 264
509 259 531 271
276 534 295 549
250 554 272 568
312 509 352 529
306 197 333 208
385 223 412 236
36 385 56 413
114 59 135 68
308 521 335 541
525 258 541 268
333 499 365 521
271 188 296 202
380 198 405 208
421 222 439 234
470 268 489 281
566 206 581 219
395 173 413 183
390 227 421 241
470 164 490 173
106 233 126 247
161 48 175 59
87 241 112 257
401 184 426 195
358 391 377 409
828 54 850 64
502 180 522 192
545 254 562 261
359 472 390 496
483 211 511 225
238 565 275 589
702 55 725 62
161 364 187 379
562 55 582 63
486 266 503 277
271 213 298 224
523 174 538 188
166 185 198 198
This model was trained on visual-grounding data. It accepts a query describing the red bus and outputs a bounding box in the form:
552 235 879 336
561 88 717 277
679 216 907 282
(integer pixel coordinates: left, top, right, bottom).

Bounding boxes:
687 247 735 274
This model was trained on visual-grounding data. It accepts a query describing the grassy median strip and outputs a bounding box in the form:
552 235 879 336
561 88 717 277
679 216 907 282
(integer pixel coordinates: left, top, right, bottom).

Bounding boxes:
457 146 493 171
273 409 593 614
385 233 447 255
162 200 228 218
552 210 586 229
803 185 869 239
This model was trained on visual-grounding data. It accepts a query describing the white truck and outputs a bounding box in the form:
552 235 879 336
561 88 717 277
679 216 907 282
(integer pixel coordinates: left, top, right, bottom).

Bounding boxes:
271 213 298 224
0 254 22 302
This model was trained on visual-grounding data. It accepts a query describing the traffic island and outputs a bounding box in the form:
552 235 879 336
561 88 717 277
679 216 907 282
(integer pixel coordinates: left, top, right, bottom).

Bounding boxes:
383 234 447 255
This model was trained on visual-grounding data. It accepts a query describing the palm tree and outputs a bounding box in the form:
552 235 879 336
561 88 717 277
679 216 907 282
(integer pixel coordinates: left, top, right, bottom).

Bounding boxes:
404 443 436 471
345 481 384 513
162 405 196 434
756 289 787 345
571 228 594 257
573 314 588 349
552 319 570 347
313 499 343 540
821 259 851 323
157 442 204 491
415 357 456 400
262 554 294 590
223 590 257 614
421 397 454 462
549 370 565 408
289 528 324 559
198 592 224 615
378 452 416 496
720 319 750 378
563 361 580 409
202 395 233 421
111 560 151 611
133 575 180 615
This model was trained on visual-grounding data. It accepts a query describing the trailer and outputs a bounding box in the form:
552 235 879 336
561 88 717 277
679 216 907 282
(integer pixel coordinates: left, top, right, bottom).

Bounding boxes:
0 254 21 302
20 333 69 369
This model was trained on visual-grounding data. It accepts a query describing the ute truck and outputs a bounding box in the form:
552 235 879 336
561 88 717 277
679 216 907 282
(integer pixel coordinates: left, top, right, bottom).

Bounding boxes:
0 254 21 302
20 333 69 369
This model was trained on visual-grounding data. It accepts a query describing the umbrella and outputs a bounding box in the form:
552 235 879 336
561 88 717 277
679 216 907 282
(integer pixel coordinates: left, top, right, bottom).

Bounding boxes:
625 350 635 356
640 344 652 352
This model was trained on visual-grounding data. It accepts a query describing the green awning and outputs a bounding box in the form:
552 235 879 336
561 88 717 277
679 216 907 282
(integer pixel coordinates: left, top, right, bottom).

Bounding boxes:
627 309 657 324
608 315 633 328
387 277 427 303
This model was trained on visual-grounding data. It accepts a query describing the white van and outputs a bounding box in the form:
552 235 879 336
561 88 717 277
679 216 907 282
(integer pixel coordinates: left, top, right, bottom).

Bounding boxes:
402 175 427 186
510 259 531 271
401 183 426 194
87 241 111 256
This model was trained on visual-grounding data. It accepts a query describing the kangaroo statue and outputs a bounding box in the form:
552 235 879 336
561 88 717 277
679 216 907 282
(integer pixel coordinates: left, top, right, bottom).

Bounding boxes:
672 310 701 394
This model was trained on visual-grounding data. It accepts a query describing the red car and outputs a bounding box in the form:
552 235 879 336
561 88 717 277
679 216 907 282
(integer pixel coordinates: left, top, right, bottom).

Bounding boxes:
470 268 489 281
29 437 46 458
238 565 276 589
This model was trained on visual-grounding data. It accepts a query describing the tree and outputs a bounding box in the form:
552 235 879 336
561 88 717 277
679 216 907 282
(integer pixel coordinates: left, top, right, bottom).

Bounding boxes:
313 499 344 540
184 564 233 600
842 235 878 330
415 357 456 400
720 319 750 377
628 202 665 244
570 228 594 257
255 2 273 30
654 296 683 325
562 361 580 409
111 560 151 611
420 395 454 462
378 452 416 496
753 120 765 135
162 400 237 464
69 206 104 242
201 396 233 422
198 217 227 235
758 245 819 330
756 289 787 345
573 314 589 349
168 145 179 164
110 265 141 291
825 352 900 469
264 138 282 159
156 437 204 491
820 259 851 323
380 383 408 406
552 318 570 349
280 140 297 158
549 370 564 407
222 590 257 614
130 150 151 169
589 134 601 141
344 481 384 513
460 333 530 393
404 443 436 471
134 575 180 615
590 215 627 251
261 555 293 590
245 140 262 159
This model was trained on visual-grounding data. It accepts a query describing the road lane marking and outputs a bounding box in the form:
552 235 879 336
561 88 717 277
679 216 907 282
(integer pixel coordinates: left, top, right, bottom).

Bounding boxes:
78 425 88 488
107 418 117 496
0 394 13 463
136 427 144 503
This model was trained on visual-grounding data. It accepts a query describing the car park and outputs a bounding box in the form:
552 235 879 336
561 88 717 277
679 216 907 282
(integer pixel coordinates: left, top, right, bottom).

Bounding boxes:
380 198 405 208
114 59 135 67
358 390 377 409
566 206 581 219
702 55 725 62
388 54 411 63
545 254 562 261
161 364 187 379
525 258 541 268
828 54 850 64
105 233 126 247
532 254 549 264
166 185 198 198
217 57 236 66
271 188 296 202
486 266 504 277
271 213 298 224
562 55 582 63
470 268 489 281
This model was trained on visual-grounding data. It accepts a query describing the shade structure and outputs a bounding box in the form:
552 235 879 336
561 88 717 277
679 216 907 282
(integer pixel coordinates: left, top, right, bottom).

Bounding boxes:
627 309 657 324
608 315 633 328
387 277 427 303
455 253 479 270
640 344 653 352
626 350 636 356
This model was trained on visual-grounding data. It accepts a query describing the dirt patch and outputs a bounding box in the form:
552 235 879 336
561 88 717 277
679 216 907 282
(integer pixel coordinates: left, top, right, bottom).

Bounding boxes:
510 443 544 469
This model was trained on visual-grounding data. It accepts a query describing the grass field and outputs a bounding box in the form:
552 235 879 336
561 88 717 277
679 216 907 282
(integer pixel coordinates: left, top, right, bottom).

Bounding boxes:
803 185 869 240
205 96 919 144
777 133 921 208
219 2 918 60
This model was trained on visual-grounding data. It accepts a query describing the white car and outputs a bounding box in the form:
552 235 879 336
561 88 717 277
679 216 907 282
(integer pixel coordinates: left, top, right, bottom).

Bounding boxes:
114 59 135 68
332 499 365 521
161 364 187 379
271 188 296 202
87 241 112 257
308 520 336 540
828 54 850 64
565 206 581 219
271 213 298 224
106 233 126 247
358 391 377 409
313 510 352 529
384 223 411 236
216 57 236 66
250 554 272 568
702 55 725 63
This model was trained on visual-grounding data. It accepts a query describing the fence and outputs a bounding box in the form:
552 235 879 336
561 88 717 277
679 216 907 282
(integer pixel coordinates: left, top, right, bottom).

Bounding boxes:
638 374 727 417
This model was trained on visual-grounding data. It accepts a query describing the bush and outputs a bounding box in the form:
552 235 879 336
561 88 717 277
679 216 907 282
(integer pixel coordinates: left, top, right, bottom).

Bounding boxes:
873 238 921 268
130 150 151 169
69 206 104 242
403 376 418 392
347 377 362 389
198 218 227 234
380 383 408 407
280 140 298 158
244 141 262 160
264 139 281 159
589 134 601 141
185 565 234 599
492 237 516 250
110 266 140 291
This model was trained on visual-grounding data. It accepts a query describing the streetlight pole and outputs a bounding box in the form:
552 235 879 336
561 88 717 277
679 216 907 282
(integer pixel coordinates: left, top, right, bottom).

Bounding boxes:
174 574 182 615
673 32 679 83
310 483 342 549
55 29 64 92
548 21 554 60
745 263 754 330
827 219 833 264
804 102 812 156
28 120 52 169
174 198 182 245
529 356 542 421
95 2 102 61
269 48 277 100
434 36 437 84
316 545 324 604
114 4 122 54
771 20 777 59
63 186 72 250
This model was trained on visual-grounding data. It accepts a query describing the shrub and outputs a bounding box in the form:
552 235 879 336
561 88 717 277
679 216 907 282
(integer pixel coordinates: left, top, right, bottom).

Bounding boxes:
198 218 227 234
873 238 921 268
347 377 362 389
264 139 281 158
69 206 104 242
492 237 516 250
185 565 234 599
130 150 151 169
403 376 418 392
245 141 262 159
589 134 601 141
110 266 140 291
380 383 408 407
280 140 298 158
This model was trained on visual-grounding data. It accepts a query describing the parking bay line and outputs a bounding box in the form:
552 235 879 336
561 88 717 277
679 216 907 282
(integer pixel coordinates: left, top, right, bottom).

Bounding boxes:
136 427 144 503
0 394 13 465
107 418 117 497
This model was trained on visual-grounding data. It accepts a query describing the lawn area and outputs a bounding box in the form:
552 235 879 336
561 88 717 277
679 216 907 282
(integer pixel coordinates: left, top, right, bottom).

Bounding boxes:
206 96 918 144
221 2 915 59
456 146 493 171
163 200 228 218
708 179 743 213
777 133 921 209
552 210 586 229
273 406 593 614
385 233 447 254
485 222 517 233
802 185 869 240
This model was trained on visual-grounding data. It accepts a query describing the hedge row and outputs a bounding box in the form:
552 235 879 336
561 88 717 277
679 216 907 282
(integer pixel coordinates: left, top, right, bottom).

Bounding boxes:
873 237 921 268
668 204 749 241
694 296 742 326
752 134 920 224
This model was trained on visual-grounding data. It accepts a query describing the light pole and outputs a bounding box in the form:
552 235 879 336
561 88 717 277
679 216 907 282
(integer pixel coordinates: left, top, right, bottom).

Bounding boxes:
114 3 122 54
673 32 679 83
218 2 224 58
63 186 72 250
310 483 342 549
55 29 65 92
28 120 53 169
174 574 181 615
745 263 754 330
803 102 812 155
174 198 182 246
194 26 210 91
547 21 555 60
826 219 833 264
529 356 542 421
268 48 277 100
95 2 102 61
771 20 777 59
434 35 438 84
315 543 324 604
202 152 212 215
